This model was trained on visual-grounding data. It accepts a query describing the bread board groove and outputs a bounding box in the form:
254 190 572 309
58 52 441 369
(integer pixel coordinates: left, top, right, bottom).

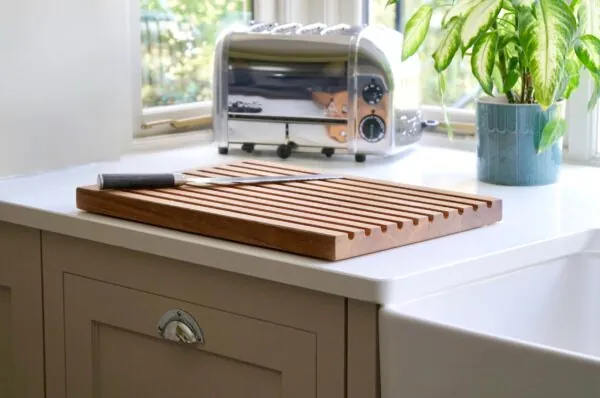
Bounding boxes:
210 165 471 213
76 160 503 260
241 159 499 204
188 170 448 220
173 187 402 229
150 188 386 233
225 162 488 209
194 182 426 224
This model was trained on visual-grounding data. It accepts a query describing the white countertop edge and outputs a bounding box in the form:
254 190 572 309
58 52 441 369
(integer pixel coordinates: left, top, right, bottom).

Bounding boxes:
382 229 596 305
0 201 387 302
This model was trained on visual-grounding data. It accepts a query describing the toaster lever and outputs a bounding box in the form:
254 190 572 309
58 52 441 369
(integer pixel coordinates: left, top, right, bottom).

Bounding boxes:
296 23 327 35
247 22 278 32
270 23 302 34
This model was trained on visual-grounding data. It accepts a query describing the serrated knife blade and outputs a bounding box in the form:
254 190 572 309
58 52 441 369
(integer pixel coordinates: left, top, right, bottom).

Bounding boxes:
97 172 343 190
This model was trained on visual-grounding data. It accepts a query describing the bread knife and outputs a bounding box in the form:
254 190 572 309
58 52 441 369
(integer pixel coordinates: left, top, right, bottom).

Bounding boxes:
97 172 343 190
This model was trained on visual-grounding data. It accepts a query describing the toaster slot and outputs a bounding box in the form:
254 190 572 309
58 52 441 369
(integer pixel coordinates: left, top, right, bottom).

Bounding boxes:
228 114 346 125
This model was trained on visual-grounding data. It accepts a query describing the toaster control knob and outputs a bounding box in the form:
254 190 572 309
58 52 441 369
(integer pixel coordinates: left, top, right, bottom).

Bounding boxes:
359 115 386 143
362 81 384 105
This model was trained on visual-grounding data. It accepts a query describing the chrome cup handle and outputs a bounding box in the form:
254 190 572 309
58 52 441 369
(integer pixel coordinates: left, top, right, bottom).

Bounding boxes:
157 309 204 344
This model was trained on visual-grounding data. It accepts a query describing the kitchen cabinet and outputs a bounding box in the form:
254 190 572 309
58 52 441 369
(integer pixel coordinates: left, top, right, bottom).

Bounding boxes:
0 222 45 398
42 231 360 398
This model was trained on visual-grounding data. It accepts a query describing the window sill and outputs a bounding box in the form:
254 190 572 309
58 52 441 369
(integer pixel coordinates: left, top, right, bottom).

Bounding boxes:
130 129 213 154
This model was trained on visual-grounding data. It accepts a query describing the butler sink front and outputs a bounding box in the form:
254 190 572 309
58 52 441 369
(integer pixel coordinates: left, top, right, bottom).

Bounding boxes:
380 229 600 398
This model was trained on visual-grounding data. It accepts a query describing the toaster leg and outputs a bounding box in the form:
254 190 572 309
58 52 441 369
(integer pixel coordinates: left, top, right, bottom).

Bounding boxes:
276 144 292 159
241 143 255 153
321 148 335 158
218 146 229 155
355 154 366 163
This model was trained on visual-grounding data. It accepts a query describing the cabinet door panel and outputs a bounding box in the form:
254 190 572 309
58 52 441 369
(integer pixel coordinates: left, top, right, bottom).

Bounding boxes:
64 274 316 398
42 232 344 398
0 222 44 398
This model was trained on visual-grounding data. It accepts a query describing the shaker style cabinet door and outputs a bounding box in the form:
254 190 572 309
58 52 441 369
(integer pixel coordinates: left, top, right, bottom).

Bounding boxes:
0 222 44 398
62 274 316 398
42 232 345 398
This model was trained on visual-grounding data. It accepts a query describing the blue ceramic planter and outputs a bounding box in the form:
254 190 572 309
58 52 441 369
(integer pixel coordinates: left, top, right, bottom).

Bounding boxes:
476 97 565 186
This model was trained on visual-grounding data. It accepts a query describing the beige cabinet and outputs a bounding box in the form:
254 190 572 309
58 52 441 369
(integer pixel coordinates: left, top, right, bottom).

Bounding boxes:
0 222 45 398
42 232 348 398
64 275 316 397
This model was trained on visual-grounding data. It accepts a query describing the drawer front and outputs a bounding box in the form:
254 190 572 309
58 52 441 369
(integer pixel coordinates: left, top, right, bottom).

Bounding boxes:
64 274 316 398
0 222 44 398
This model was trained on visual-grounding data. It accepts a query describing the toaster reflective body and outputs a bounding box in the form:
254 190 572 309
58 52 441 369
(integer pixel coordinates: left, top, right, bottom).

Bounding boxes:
213 22 423 162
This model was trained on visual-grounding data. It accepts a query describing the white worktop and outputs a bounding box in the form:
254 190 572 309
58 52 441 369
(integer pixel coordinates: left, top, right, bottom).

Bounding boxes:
1 141 599 304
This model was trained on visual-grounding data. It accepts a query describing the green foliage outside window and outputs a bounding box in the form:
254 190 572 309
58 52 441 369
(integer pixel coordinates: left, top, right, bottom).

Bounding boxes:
141 0 251 107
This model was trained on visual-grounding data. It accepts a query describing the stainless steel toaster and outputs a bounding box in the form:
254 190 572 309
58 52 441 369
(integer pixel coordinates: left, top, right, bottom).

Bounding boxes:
212 22 426 162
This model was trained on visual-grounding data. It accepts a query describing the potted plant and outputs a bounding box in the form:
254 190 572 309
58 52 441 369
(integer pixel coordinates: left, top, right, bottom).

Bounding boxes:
395 0 600 185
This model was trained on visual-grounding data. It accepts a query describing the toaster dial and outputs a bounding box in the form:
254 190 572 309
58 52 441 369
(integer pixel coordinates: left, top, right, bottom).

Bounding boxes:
362 81 384 105
359 115 386 143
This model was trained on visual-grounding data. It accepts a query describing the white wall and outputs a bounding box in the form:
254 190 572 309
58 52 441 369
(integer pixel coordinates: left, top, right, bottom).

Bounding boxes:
0 0 133 178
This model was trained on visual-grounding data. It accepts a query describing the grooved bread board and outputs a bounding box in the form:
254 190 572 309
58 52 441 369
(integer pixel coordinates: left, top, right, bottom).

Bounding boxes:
76 160 503 261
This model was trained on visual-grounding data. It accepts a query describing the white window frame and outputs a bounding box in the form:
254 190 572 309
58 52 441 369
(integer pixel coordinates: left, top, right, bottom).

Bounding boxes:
564 72 599 162
564 0 600 163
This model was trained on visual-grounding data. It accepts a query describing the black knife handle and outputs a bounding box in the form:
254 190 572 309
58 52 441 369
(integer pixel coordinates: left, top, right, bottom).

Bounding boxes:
97 173 176 190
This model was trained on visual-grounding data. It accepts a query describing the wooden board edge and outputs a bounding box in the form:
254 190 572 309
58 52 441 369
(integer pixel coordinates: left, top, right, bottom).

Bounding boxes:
76 187 339 260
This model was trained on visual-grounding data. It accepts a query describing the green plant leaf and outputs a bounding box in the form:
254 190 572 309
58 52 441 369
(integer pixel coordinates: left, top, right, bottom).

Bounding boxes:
471 32 499 95
433 17 464 72
442 0 480 28
517 9 535 69
401 5 433 61
575 35 600 75
492 64 505 93
504 55 521 95
506 70 521 91
386 0 397 5
522 0 576 109
517 9 534 41
502 0 515 11
589 74 600 110
537 119 566 154
461 0 503 50
570 0 581 11
560 55 582 99
575 0 589 35
511 0 535 8
499 33 519 49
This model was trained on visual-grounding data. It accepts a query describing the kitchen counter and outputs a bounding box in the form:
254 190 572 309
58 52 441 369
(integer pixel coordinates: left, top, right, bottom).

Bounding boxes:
1 142 600 304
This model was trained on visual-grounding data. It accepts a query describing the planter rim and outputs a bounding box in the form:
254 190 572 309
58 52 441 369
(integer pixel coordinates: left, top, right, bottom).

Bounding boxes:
476 95 565 107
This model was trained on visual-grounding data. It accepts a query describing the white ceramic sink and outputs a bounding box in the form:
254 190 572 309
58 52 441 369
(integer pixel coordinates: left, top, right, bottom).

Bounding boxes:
379 229 600 398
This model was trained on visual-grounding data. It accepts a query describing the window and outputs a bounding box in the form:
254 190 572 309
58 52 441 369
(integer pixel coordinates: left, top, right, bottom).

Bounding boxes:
365 0 480 128
132 0 597 154
137 0 253 135
566 0 600 161
593 0 600 155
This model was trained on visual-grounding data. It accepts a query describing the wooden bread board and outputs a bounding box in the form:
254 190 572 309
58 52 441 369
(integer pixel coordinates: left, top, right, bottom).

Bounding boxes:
76 160 502 261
